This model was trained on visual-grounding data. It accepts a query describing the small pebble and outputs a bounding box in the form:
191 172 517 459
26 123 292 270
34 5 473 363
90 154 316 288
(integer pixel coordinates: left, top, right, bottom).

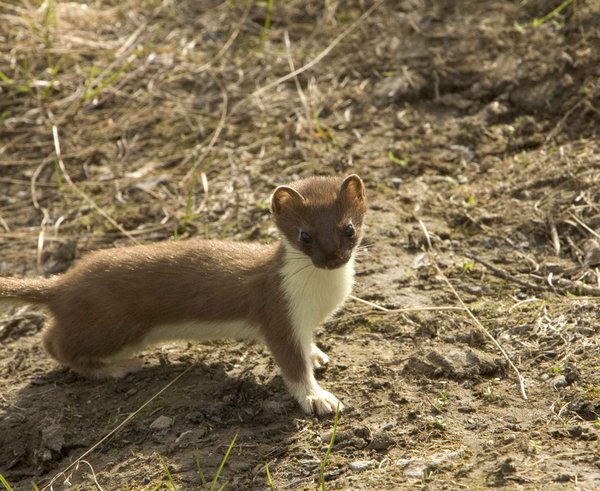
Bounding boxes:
368 432 395 451
553 375 568 388
457 401 474 413
150 415 173 430
349 460 374 472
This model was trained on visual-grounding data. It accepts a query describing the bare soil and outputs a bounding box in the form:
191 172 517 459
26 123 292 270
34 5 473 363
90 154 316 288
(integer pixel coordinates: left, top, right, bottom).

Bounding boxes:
1 1 599 489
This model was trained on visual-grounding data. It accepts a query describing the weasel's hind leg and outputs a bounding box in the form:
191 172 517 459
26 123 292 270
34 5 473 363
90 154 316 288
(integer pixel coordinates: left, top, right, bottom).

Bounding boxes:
42 321 143 379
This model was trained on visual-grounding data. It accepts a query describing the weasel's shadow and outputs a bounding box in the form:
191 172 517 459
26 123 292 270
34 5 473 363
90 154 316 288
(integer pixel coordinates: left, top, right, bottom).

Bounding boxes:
1 356 301 488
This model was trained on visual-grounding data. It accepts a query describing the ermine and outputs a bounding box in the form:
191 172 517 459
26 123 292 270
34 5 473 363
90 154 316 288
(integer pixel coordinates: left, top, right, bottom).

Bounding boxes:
0 175 367 415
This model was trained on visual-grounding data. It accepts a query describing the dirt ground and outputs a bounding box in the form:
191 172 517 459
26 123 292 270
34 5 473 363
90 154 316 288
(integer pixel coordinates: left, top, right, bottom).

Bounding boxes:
1 0 599 489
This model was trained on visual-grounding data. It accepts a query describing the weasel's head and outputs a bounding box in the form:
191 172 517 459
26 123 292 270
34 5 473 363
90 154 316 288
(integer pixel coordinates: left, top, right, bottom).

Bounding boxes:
271 174 367 270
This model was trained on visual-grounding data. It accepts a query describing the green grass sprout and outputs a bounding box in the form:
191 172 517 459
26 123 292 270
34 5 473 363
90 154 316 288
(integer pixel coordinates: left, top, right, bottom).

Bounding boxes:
0 474 14 491
209 433 238 491
161 458 177 491
259 0 275 44
319 402 340 490
265 462 275 490
532 0 575 28
313 108 336 143
387 150 408 167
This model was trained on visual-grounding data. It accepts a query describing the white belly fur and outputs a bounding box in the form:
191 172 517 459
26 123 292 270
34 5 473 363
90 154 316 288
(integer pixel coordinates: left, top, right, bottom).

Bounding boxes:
144 320 260 347
280 241 354 349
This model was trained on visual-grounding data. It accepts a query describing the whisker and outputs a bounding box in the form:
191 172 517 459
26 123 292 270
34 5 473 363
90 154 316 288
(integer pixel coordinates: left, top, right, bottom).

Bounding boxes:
300 264 316 300
282 263 313 283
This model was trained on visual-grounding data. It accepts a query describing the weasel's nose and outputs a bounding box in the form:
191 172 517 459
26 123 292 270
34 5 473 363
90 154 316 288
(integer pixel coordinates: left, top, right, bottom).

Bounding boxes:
325 257 345 269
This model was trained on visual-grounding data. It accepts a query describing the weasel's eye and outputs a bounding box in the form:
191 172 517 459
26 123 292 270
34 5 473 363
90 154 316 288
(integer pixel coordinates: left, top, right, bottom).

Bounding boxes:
344 224 355 238
299 231 312 244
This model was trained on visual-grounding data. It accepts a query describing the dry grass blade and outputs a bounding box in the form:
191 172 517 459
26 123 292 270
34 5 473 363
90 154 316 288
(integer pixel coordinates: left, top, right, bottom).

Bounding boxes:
348 294 389 311
418 219 433 250
432 261 528 400
548 217 560 255
568 212 600 241
75 461 104 491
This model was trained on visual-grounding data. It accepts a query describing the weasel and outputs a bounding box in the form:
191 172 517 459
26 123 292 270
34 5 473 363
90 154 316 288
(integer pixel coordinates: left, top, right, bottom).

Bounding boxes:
0 174 367 415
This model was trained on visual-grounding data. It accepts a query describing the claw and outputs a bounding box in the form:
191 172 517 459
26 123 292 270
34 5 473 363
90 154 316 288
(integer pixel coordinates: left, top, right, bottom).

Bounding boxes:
310 344 330 369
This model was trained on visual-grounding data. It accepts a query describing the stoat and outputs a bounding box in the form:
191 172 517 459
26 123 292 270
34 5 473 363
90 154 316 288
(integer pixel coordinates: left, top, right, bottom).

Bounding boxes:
0 174 367 415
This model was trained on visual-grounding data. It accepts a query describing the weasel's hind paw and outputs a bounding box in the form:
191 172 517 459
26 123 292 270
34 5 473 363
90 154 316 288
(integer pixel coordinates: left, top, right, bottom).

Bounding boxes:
301 389 344 416
77 358 144 379
310 344 330 369
102 358 144 378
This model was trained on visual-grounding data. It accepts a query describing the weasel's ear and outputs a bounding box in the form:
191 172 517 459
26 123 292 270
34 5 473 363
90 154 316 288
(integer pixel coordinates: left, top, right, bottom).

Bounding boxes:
340 174 365 203
271 186 305 214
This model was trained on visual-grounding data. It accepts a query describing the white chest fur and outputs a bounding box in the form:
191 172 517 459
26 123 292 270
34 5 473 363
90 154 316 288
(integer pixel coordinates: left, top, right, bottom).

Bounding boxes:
280 242 354 349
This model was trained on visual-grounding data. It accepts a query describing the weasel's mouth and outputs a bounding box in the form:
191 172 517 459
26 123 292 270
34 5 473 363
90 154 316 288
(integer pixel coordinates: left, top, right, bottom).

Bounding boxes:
314 257 348 270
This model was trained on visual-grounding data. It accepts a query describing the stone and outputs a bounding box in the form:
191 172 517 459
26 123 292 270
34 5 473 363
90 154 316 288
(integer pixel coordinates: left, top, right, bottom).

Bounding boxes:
373 71 426 105
404 346 506 379
553 375 568 388
349 460 374 472
150 415 173 430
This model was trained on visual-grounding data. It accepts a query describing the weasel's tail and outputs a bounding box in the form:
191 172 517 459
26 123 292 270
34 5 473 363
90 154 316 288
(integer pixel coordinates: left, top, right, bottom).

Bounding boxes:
0 277 56 305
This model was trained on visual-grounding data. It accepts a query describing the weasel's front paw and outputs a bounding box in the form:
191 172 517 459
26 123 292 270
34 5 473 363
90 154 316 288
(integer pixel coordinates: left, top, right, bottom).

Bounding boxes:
300 388 344 416
310 344 330 369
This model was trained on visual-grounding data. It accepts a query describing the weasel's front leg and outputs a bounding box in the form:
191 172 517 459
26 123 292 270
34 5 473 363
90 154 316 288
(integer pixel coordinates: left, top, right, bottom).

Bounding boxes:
266 335 343 415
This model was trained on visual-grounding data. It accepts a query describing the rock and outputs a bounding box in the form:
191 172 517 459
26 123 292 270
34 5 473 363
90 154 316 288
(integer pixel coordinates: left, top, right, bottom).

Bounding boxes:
373 70 427 106
390 177 403 189
150 415 173 430
396 449 464 479
549 425 598 441
582 239 600 266
349 460 374 472
125 387 137 398
488 457 517 486
449 145 474 163
553 473 572 482
457 401 474 413
509 78 561 113
40 419 65 454
404 346 506 379
368 431 395 451
553 375 568 388
34 418 65 464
